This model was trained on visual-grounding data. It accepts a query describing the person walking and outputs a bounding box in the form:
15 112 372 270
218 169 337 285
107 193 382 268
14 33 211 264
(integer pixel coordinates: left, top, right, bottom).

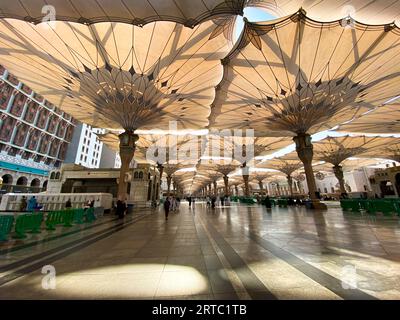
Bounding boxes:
116 199 126 219
164 197 171 220
188 196 192 208
265 195 272 209
19 196 27 212
27 196 37 211
211 196 216 209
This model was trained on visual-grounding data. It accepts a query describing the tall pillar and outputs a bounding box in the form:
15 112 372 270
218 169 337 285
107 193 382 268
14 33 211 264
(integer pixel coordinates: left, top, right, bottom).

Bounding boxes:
151 167 158 203
276 183 281 196
157 163 164 199
223 175 229 195
234 185 239 196
242 174 250 197
293 133 327 210
157 163 164 185
213 180 217 195
287 175 294 196
118 131 139 201
167 175 172 195
258 180 264 195
333 164 346 194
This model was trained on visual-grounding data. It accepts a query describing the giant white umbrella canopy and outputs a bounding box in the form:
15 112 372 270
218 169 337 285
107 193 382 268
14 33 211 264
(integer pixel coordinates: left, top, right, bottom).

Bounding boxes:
338 103 400 134
0 19 234 131
313 158 393 173
302 135 399 193
97 131 204 165
358 142 400 163
0 16 235 199
0 0 246 27
257 153 303 195
210 9 400 206
247 0 400 26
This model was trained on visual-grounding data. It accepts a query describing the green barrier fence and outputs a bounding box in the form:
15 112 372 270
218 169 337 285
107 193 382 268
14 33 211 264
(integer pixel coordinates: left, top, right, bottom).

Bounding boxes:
13 213 43 239
0 215 14 241
0 208 101 241
45 211 64 230
73 208 85 224
340 199 400 216
85 207 96 222
277 199 288 207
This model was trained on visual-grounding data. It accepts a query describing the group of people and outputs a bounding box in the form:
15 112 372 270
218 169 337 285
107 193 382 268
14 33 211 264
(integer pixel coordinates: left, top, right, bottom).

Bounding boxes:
205 195 230 209
65 198 94 209
19 196 40 212
163 196 180 220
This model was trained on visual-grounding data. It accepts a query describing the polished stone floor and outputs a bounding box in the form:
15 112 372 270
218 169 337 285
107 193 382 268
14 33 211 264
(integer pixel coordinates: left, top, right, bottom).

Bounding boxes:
1 201 400 300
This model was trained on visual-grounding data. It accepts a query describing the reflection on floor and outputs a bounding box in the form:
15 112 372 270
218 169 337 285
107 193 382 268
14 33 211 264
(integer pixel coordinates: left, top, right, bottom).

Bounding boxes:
1 202 400 300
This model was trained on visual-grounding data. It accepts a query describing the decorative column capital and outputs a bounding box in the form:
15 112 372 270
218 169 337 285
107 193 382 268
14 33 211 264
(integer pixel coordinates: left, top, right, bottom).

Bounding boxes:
293 133 313 163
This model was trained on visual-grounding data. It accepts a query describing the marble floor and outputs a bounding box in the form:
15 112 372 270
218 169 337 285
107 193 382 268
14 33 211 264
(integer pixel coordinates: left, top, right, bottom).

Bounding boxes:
1 202 400 300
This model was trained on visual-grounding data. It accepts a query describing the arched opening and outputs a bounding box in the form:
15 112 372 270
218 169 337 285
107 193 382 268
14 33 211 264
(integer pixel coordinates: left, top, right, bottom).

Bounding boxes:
2 174 13 185
55 172 60 179
380 181 395 197
50 172 55 179
30 178 40 187
16 176 28 186
42 180 48 191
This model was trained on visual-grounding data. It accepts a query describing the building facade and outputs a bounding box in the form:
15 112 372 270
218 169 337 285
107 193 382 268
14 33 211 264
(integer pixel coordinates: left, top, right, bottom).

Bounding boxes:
0 66 76 194
47 163 162 208
64 122 106 169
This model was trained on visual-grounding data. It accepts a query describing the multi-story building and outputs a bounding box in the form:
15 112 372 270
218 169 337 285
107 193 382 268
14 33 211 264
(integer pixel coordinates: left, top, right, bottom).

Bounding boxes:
64 123 105 169
0 66 76 193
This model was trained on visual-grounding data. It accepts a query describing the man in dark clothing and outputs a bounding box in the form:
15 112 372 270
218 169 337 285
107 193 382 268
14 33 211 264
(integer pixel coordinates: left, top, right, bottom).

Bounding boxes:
265 196 272 209
116 200 126 219
188 196 192 207
65 198 72 208
164 197 171 220
211 196 216 209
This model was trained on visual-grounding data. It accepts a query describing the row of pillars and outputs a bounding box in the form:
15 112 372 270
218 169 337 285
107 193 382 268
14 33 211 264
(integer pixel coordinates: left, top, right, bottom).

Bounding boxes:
116 131 329 209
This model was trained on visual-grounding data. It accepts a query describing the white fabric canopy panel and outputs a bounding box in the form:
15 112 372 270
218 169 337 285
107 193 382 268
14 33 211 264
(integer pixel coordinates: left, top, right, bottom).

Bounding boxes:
0 19 234 131
97 131 204 165
313 158 392 173
248 0 400 26
0 0 245 27
338 103 400 134
310 135 399 165
210 10 400 136
257 154 303 175
358 142 400 163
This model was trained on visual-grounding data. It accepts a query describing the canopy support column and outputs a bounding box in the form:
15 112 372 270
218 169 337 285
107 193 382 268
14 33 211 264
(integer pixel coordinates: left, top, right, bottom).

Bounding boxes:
223 175 229 196
118 131 139 201
333 165 346 194
287 175 294 196
258 180 264 196
242 174 250 197
293 133 327 210
167 175 172 195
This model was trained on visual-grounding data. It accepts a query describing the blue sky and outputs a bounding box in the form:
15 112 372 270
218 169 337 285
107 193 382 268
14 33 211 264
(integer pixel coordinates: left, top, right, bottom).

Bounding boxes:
235 7 276 40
